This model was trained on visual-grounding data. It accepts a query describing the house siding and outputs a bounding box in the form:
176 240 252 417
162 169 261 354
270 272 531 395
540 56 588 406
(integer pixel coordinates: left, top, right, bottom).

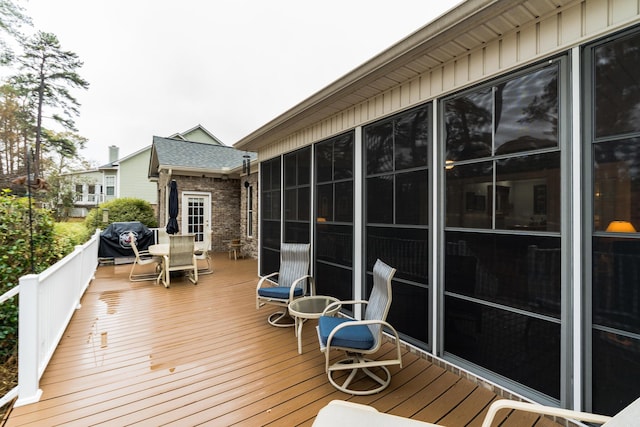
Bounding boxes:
258 0 640 161
118 149 156 205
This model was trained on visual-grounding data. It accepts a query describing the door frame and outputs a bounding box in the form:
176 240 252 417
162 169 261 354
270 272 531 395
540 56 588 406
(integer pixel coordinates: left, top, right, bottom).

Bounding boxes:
181 191 212 248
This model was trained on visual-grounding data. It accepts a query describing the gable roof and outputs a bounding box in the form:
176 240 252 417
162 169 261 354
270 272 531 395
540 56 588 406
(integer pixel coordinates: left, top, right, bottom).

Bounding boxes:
169 124 223 145
148 136 256 178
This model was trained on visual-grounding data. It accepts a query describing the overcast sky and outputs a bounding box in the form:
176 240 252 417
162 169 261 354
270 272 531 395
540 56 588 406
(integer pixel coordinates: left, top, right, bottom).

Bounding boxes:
19 0 462 165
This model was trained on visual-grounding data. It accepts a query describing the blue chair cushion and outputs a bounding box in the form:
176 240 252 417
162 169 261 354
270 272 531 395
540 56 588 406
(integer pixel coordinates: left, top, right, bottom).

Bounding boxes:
318 316 374 350
258 286 303 299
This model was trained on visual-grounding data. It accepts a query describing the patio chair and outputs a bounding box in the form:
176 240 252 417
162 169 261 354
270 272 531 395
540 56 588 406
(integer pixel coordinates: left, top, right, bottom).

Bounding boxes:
480 397 640 427
161 234 198 288
194 231 213 275
256 243 314 327
317 259 402 395
128 232 162 282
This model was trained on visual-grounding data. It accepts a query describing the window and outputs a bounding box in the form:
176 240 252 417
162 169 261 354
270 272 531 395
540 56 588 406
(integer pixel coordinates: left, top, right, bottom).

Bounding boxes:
315 132 354 300
105 176 115 196
88 184 96 202
75 184 83 201
247 185 253 238
445 63 561 232
364 105 431 345
443 59 565 400
284 147 311 243
260 157 281 276
587 28 640 415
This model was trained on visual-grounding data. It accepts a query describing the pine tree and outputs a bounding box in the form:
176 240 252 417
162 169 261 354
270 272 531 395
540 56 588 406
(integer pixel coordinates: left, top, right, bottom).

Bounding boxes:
11 31 89 177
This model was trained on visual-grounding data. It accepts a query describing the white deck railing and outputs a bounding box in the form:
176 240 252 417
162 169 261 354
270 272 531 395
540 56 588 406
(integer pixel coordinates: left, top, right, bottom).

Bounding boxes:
0 229 101 408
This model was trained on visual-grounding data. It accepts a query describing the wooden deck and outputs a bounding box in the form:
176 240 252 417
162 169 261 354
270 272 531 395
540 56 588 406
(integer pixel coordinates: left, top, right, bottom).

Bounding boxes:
5 253 559 426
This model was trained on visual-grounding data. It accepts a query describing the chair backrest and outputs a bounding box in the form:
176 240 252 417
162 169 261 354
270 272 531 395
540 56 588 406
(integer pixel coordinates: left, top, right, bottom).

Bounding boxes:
157 228 170 244
168 235 195 267
365 259 396 343
278 243 311 289
129 232 142 259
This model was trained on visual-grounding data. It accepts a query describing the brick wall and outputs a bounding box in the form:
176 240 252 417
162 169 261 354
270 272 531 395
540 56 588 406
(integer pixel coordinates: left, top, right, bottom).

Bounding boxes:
157 172 244 254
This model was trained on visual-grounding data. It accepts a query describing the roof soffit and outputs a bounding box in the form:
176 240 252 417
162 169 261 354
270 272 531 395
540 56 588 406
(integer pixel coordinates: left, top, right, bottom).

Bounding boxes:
234 0 574 151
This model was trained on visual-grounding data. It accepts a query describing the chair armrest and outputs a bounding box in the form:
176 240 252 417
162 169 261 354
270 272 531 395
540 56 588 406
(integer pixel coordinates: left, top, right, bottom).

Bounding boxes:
480 400 612 427
321 300 367 316
290 275 313 299
325 319 400 348
256 272 279 290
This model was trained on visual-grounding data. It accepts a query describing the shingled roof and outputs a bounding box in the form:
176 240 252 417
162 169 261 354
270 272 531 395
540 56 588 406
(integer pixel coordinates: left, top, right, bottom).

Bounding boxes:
148 136 256 178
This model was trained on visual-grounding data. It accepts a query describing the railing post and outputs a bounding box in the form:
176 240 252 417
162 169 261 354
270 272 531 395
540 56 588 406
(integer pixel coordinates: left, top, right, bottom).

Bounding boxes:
15 274 43 406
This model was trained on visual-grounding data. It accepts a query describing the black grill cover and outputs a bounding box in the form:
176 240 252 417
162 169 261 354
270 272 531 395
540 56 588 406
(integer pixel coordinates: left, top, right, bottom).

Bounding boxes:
98 221 155 258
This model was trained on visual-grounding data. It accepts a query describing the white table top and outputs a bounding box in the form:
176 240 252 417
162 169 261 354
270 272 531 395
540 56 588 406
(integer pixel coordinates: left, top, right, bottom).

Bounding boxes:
148 244 169 256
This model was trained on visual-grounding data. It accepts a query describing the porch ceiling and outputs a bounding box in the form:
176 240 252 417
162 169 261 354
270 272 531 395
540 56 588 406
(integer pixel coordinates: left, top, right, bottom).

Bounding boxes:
234 0 574 152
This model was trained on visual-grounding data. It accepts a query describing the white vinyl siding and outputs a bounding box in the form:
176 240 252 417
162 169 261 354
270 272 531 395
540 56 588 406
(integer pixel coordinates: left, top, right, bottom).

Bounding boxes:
258 0 640 162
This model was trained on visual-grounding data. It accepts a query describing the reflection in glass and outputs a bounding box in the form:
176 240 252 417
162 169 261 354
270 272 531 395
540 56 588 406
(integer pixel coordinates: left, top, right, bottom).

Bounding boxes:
367 226 428 283
592 329 640 415
297 148 310 185
444 88 492 161
495 152 560 232
594 31 640 138
335 181 353 222
316 141 333 183
445 296 560 399
297 187 309 220
317 223 353 267
314 133 354 303
316 183 333 222
592 237 640 334
396 170 428 225
285 152 297 187
366 273 429 344
367 175 393 224
593 138 640 231
494 65 558 154
316 261 352 301
284 188 296 220
334 134 354 180
284 222 309 244
445 231 561 317
446 162 493 229
395 106 429 170
366 121 394 174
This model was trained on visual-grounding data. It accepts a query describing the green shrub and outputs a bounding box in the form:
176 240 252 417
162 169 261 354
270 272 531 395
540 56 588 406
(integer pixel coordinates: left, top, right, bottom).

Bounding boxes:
84 198 158 233
53 222 90 256
0 190 58 362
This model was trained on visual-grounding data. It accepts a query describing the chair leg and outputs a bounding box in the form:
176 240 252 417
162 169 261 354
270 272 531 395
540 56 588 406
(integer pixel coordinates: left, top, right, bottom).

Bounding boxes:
327 354 393 395
130 262 162 282
197 255 213 275
267 311 295 328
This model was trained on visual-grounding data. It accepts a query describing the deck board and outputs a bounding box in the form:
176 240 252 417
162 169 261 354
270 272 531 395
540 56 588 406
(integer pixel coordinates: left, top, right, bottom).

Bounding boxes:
6 253 559 426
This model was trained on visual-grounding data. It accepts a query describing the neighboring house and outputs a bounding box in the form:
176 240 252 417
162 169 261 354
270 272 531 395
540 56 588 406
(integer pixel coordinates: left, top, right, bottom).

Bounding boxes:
65 124 221 217
148 135 257 255
234 0 640 418
64 168 105 218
